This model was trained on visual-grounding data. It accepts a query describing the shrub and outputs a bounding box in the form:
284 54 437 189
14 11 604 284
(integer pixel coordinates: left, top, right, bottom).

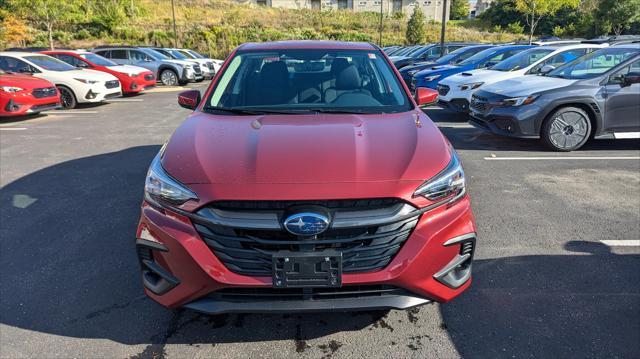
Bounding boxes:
406 6 427 44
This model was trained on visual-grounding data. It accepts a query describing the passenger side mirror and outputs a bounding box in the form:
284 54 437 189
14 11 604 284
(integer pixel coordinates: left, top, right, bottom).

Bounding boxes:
76 62 90 68
621 72 640 87
178 90 201 110
18 68 33 74
540 64 555 74
415 87 438 107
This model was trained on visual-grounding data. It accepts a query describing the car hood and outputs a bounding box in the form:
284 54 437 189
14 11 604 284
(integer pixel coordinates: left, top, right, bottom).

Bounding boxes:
107 65 149 76
164 59 195 66
162 111 451 185
442 69 518 86
0 73 55 88
66 69 118 81
416 64 458 77
481 75 578 97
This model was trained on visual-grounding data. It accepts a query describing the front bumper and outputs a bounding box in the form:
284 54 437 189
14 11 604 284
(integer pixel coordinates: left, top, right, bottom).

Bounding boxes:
0 93 60 116
78 83 122 103
135 195 476 313
468 103 544 138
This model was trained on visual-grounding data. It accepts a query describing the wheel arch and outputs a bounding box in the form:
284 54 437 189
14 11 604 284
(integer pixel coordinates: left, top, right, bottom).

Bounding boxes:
538 100 602 138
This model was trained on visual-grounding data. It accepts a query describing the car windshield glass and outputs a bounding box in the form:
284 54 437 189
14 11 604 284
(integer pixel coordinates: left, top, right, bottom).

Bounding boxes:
491 48 554 71
205 49 412 114
179 50 195 59
141 48 167 60
547 47 640 79
434 46 476 64
25 55 76 71
80 53 118 66
393 47 415 56
458 47 504 66
406 46 428 56
188 50 205 59
167 50 188 59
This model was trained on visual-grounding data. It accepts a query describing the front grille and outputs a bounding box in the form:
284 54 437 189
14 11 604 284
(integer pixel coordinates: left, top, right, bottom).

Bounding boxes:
470 94 488 113
32 87 57 98
144 74 154 81
208 285 406 301
194 199 420 276
437 84 450 96
105 80 120 89
30 103 59 111
193 64 202 74
207 61 215 70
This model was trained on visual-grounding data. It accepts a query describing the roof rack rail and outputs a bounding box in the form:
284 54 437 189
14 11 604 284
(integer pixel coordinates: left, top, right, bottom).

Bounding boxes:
92 45 144 49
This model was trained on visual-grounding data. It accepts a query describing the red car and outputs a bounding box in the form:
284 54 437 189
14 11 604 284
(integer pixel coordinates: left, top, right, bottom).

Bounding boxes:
42 50 155 94
0 69 60 117
136 41 476 314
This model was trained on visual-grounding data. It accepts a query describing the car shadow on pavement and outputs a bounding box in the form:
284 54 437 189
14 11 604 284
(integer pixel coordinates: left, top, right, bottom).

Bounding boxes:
1 146 638 358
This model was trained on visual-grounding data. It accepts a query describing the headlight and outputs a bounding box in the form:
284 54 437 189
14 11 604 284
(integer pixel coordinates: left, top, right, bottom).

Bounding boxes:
0 86 23 92
413 149 465 204
74 78 99 84
499 95 538 107
407 70 417 76
184 65 192 70
459 82 484 91
145 146 198 205
423 74 441 82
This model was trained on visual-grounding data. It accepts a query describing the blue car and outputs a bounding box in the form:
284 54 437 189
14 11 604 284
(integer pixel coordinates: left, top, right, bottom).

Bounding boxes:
398 44 496 87
411 45 536 91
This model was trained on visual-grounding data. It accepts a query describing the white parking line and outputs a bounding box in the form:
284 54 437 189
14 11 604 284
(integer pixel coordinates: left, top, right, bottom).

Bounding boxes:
600 240 640 247
484 156 640 161
437 123 474 128
106 99 144 102
0 127 27 131
41 110 100 115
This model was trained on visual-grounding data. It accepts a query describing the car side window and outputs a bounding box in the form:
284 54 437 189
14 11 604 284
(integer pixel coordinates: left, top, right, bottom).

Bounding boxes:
530 49 588 74
95 50 110 58
130 50 149 62
0 56 38 73
608 60 640 85
56 54 87 68
110 49 128 59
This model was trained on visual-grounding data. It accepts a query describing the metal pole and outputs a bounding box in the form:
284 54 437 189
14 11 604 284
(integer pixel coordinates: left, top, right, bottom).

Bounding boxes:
440 0 447 55
171 0 178 48
379 0 384 46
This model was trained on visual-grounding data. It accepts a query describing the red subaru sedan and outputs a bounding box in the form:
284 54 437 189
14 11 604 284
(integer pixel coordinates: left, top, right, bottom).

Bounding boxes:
136 41 476 314
42 50 156 95
0 69 60 117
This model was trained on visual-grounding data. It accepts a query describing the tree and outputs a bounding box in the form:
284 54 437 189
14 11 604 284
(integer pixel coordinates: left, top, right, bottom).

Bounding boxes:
596 0 640 35
450 0 469 20
9 0 80 50
406 5 426 44
0 14 31 47
515 0 580 44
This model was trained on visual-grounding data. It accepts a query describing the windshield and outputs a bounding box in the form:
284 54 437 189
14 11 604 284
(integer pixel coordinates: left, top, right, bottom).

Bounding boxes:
205 49 412 115
167 49 188 59
547 47 639 79
80 53 118 66
179 50 195 59
458 47 505 66
141 48 167 60
25 55 76 71
393 46 416 56
491 48 554 71
187 50 205 59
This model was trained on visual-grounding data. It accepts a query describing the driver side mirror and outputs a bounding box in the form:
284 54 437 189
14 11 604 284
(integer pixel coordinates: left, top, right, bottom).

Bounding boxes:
76 62 90 68
483 61 497 68
178 90 201 110
18 67 33 74
539 64 556 74
416 87 438 107
621 72 640 87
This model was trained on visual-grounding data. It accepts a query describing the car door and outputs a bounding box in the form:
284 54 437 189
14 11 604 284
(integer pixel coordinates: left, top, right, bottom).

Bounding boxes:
603 59 640 133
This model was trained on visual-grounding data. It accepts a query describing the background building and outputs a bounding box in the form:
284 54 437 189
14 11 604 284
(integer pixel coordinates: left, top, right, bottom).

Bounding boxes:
245 0 451 21
474 0 493 17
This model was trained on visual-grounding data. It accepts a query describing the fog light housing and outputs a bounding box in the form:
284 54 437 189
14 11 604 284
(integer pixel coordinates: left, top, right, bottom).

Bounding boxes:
130 82 138 90
434 233 476 288
85 90 97 100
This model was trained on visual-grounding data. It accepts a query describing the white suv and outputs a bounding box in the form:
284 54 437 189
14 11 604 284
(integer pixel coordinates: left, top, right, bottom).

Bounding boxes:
0 52 121 109
437 44 606 113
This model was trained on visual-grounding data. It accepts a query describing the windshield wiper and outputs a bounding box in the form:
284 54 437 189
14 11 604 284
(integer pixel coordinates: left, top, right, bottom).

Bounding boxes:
203 106 267 115
305 108 369 114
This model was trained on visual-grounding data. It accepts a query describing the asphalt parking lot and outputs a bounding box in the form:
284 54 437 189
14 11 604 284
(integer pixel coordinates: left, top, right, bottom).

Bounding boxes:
1 84 639 359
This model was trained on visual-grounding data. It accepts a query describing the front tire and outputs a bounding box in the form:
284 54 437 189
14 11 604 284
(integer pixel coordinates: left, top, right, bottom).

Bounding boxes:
160 69 179 86
541 107 591 151
57 86 77 109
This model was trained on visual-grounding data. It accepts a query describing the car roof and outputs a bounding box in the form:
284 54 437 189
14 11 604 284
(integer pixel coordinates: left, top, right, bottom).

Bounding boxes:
610 43 640 49
0 51 45 58
238 40 377 51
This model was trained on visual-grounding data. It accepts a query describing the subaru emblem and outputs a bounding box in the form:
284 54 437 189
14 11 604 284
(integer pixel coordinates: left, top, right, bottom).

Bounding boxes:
283 212 330 236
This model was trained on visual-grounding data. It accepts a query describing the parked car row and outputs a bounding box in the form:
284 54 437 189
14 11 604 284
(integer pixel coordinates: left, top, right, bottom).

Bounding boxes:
0 46 223 116
406 42 640 151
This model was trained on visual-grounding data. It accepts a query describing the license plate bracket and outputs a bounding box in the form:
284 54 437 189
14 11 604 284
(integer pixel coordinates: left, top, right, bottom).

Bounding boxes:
272 251 342 288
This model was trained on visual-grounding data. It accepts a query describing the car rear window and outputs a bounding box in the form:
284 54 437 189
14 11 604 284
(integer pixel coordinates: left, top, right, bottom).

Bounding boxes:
205 49 413 114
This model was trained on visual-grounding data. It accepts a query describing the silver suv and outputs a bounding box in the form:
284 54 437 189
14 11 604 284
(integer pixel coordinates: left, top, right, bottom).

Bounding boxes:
92 46 203 86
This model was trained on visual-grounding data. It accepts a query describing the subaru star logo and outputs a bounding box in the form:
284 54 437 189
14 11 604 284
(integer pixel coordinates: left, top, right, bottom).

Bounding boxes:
283 212 330 236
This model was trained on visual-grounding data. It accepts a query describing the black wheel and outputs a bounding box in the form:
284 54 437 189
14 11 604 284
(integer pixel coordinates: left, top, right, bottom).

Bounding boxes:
541 106 592 151
57 86 77 109
160 69 179 86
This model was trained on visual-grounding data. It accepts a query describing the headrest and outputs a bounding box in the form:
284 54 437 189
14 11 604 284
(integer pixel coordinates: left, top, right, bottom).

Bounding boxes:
335 65 361 90
259 61 289 84
330 58 350 74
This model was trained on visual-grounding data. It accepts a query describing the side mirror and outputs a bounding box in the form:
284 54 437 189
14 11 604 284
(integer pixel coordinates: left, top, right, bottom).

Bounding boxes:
415 87 438 107
621 72 640 87
178 90 201 110
483 61 496 68
539 64 555 74
76 63 90 68
18 68 33 74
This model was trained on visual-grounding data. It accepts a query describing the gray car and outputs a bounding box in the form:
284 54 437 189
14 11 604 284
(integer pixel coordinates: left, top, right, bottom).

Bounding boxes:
92 46 203 86
469 44 640 151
